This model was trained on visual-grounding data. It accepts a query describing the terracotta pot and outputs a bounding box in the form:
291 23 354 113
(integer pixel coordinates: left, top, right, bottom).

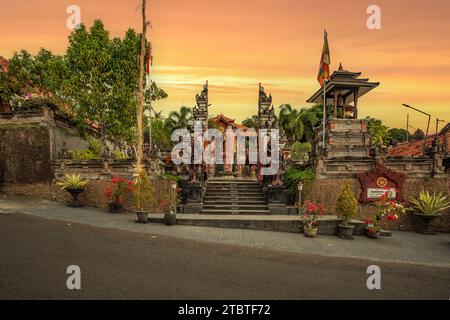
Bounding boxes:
304 226 318 238
414 213 441 235
135 211 148 224
338 224 355 240
65 188 84 207
366 229 380 239
108 202 123 214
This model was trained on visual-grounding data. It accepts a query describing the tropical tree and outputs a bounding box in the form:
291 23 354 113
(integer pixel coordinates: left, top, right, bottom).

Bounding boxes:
386 128 410 146
242 114 258 129
279 104 304 142
366 117 388 146
167 106 192 130
412 129 425 141
0 20 167 142
291 141 313 163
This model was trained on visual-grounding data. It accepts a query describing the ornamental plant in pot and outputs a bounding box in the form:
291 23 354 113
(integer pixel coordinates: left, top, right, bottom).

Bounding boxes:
302 200 325 237
160 182 179 226
104 176 134 213
335 182 358 240
408 190 450 235
57 174 89 207
133 167 156 224
365 189 405 239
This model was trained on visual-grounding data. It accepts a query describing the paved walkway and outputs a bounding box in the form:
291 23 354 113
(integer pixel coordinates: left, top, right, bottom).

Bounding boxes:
1 194 449 268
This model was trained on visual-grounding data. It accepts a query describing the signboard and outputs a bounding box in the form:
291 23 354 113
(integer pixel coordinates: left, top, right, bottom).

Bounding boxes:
367 188 397 199
357 165 405 203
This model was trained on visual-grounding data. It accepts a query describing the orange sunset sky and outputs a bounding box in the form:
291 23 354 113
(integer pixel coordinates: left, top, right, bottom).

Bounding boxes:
1 0 450 131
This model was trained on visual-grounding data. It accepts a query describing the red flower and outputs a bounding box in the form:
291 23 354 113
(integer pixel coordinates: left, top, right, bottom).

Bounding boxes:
387 215 398 221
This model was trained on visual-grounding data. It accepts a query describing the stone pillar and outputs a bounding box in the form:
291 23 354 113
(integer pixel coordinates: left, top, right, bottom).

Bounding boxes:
353 88 359 119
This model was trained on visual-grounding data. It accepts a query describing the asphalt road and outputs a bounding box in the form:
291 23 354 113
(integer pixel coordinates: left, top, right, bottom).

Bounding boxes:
0 212 449 300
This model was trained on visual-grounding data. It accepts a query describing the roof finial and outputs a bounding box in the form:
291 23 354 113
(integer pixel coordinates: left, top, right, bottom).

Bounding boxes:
339 62 344 71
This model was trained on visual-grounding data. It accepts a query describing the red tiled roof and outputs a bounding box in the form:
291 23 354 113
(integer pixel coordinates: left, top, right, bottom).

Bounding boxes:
388 131 450 157
210 114 249 130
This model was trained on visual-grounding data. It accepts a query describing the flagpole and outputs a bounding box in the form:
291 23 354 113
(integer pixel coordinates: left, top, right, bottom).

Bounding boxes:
322 80 327 150
146 75 153 153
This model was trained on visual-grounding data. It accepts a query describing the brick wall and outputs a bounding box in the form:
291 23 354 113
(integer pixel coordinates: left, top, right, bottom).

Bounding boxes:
308 177 450 232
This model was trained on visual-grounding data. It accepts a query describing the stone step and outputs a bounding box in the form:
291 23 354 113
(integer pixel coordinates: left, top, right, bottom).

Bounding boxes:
205 191 263 196
148 214 367 235
206 186 262 190
200 209 272 215
203 200 268 205
204 196 266 201
203 204 269 210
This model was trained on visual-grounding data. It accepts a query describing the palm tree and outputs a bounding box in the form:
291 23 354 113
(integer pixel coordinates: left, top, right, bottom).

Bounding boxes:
166 106 192 130
279 104 304 142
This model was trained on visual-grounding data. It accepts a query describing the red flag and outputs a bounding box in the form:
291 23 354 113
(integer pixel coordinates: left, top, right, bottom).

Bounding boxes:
317 30 331 86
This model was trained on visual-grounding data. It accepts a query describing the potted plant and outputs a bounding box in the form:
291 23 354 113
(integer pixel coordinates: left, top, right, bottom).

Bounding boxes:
104 176 133 213
365 189 405 239
335 182 358 240
408 190 450 235
57 174 89 207
134 167 156 224
302 200 325 237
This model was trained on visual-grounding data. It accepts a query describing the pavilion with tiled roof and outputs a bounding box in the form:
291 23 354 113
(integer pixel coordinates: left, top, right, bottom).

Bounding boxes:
210 114 248 131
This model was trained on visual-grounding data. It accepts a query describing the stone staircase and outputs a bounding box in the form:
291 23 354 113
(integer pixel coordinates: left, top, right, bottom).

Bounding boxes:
201 179 270 215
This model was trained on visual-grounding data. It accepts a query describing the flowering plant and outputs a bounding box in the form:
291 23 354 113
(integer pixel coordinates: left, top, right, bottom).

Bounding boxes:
366 187 406 233
104 176 134 205
303 200 325 229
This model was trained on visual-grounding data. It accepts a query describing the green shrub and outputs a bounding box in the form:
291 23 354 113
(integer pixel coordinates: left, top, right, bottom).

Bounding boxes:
283 168 315 194
160 172 179 183
335 182 358 226
291 142 312 163
70 137 102 160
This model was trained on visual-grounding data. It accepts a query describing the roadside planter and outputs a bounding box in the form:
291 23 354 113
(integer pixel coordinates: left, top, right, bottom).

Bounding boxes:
65 188 85 208
164 211 177 226
409 190 450 235
160 181 179 226
335 183 358 240
364 189 405 239
56 174 89 208
136 211 149 224
302 200 325 238
104 176 134 214
365 228 380 239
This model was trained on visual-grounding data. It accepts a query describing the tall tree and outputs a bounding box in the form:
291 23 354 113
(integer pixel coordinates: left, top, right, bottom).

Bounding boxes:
242 115 258 128
366 117 388 146
167 106 192 130
279 104 304 142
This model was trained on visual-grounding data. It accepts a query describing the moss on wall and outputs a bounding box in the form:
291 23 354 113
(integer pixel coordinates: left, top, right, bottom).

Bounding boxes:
0 126 54 183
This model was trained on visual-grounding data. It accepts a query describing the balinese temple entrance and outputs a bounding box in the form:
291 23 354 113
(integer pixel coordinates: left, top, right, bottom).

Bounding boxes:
209 114 256 179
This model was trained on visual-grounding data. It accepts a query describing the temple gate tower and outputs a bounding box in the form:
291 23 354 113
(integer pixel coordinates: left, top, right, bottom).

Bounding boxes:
258 83 276 130
192 81 209 131
306 64 380 178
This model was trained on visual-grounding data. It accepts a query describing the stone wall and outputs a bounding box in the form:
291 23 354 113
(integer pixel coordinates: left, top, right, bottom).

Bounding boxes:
307 177 450 232
0 107 89 184
1 177 173 213
0 123 53 183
